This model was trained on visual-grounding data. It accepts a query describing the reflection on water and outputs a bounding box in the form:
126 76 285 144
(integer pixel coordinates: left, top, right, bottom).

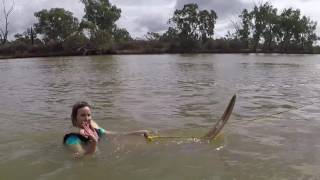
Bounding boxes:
1 54 320 179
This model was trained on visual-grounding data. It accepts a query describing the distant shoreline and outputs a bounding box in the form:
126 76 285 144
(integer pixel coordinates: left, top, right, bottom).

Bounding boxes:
1 49 319 60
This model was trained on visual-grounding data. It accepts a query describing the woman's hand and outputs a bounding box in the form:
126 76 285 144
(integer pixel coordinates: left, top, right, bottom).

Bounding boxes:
126 130 150 137
80 122 99 142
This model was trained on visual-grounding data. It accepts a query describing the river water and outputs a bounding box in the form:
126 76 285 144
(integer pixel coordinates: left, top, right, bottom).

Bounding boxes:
1 54 320 179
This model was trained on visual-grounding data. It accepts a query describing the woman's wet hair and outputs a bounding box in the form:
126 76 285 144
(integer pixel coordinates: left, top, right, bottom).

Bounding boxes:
71 101 91 127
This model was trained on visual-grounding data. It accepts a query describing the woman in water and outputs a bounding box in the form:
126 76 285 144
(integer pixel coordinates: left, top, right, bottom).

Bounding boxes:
64 95 236 157
63 101 149 157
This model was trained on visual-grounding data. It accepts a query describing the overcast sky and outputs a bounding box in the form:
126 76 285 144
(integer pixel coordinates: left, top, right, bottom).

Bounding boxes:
2 0 320 40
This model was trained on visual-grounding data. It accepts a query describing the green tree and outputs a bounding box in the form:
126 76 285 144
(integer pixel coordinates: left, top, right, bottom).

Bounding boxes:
299 16 317 52
236 9 252 49
236 3 279 51
34 8 80 43
198 9 217 42
168 3 217 49
81 0 120 32
113 27 132 43
276 8 317 52
80 0 130 48
260 3 278 51
170 4 198 42
62 31 88 52
14 27 37 45
250 2 276 51
145 32 161 41
81 0 120 37
234 2 318 53
160 27 179 42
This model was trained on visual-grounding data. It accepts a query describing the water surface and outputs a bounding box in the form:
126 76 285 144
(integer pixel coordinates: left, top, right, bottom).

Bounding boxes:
1 54 320 179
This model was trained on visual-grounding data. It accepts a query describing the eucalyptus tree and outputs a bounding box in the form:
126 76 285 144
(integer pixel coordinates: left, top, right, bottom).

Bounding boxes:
299 16 317 52
276 8 298 52
291 14 317 52
14 27 36 45
260 3 278 51
113 27 132 43
277 8 317 52
198 9 217 42
236 9 252 49
81 0 120 32
170 3 199 43
235 2 318 53
250 2 278 51
168 3 217 49
0 0 14 44
160 27 179 42
80 0 129 47
34 8 80 43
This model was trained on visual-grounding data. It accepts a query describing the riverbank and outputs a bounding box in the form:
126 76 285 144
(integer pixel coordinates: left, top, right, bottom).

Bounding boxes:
1 48 320 60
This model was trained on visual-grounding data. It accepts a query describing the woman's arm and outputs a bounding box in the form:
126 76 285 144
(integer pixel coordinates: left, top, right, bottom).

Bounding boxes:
102 129 149 136
84 136 98 155
103 129 150 137
124 130 149 136
90 119 149 137
67 141 96 158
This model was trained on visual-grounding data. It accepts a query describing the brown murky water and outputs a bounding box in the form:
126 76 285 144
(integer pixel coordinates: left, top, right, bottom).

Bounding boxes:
1 54 320 179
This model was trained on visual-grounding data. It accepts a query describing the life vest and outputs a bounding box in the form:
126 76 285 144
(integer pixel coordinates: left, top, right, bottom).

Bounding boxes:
63 128 106 145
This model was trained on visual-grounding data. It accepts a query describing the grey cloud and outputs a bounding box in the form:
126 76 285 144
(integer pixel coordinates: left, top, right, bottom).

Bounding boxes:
134 14 169 34
115 2 175 38
110 0 174 7
175 0 251 20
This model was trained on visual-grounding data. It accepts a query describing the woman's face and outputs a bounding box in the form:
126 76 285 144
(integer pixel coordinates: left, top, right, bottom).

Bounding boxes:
76 106 92 127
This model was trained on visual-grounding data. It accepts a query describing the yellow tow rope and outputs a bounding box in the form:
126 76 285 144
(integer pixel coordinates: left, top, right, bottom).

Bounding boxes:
144 132 224 143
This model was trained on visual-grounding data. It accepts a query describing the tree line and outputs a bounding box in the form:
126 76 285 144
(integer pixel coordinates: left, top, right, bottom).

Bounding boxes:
0 0 319 58
1 0 132 57
149 2 319 53
233 2 318 53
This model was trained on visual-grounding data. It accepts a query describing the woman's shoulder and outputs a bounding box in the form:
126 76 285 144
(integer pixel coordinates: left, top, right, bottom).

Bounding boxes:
90 120 100 129
96 127 106 136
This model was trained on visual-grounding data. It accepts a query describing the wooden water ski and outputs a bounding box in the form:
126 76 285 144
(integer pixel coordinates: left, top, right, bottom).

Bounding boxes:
144 94 236 142
203 94 236 140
